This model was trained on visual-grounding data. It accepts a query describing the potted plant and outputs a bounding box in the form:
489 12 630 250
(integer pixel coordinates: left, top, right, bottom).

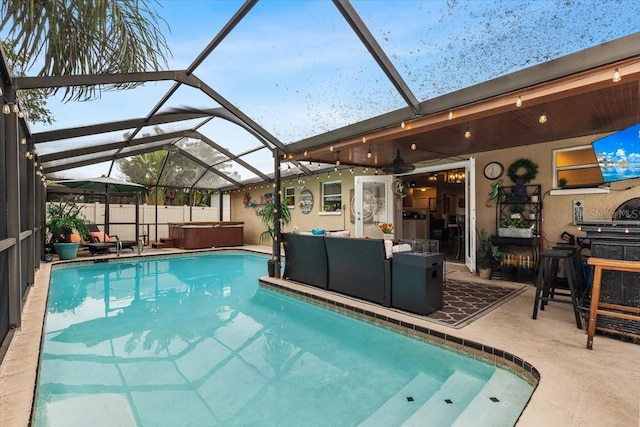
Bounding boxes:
378 222 394 239
46 201 91 260
258 197 292 276
476 229 503 279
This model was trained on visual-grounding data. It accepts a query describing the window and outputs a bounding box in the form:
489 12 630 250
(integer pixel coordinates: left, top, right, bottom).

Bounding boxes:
321 181 342 214
552 145 607 194
284 186 295 208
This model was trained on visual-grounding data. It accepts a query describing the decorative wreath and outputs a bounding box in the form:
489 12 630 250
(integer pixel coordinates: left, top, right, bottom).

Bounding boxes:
507 158 539 184
393 178 407 198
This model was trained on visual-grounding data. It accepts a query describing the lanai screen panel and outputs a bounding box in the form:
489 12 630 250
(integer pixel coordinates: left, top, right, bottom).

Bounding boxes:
354 0 640 102
195 0 405 145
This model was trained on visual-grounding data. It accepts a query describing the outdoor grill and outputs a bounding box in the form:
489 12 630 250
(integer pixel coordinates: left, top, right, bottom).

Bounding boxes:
577 198 640 339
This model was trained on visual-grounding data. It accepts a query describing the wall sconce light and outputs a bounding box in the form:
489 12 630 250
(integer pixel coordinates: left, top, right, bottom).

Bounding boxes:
515 96 523 107
538 105 547 124
367 145 372 159
613 68 621 83
464 124 471 139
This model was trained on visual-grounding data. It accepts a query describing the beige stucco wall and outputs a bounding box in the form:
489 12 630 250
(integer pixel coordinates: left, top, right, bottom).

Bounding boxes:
474 131 640 249
231 131 640 248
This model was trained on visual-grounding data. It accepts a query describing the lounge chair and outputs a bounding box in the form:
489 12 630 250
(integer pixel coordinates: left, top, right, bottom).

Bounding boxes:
87 224 137 252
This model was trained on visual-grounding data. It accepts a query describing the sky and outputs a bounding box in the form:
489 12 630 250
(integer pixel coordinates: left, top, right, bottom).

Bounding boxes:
7 0 640 182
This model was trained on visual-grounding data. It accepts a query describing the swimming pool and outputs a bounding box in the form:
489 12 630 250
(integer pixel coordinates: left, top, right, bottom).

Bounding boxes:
34 251 533 426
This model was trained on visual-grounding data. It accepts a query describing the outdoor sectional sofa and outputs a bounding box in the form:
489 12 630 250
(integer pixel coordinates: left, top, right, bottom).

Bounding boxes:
282 232 392 307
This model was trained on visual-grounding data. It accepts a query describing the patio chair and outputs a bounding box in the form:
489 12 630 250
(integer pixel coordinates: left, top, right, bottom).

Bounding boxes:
87 224 137 252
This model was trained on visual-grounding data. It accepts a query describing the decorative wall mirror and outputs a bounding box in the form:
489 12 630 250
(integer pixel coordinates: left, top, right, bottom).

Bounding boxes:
299 189 313 214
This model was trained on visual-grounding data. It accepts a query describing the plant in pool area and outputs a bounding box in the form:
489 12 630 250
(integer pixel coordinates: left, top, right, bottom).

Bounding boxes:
476 229 503 277
45 201 91 243
500 217 529 229
378 222 394 234
258 197 292 243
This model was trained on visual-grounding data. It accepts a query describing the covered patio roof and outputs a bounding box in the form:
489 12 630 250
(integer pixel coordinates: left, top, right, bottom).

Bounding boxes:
7 0 640 190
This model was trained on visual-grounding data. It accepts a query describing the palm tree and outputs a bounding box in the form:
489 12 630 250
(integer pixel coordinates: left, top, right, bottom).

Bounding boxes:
1 0 171 102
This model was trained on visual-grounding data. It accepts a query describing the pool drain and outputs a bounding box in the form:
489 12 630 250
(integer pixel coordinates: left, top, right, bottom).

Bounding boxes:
490 397 500 402
444 399 453 404
406 396 414 402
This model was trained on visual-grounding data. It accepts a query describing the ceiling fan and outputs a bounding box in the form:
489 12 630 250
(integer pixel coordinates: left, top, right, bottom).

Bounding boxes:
382 149 415 174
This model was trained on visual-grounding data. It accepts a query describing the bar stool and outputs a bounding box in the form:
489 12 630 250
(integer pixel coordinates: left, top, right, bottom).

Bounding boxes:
532 250 583 329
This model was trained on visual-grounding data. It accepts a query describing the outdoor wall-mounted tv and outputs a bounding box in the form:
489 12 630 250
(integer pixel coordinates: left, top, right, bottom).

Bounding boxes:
592 123 640 183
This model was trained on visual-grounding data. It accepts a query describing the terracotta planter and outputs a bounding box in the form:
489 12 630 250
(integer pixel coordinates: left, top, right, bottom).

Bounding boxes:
479 267 493 280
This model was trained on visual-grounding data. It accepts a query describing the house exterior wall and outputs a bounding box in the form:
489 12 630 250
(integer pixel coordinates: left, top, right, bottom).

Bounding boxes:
474 131 639 250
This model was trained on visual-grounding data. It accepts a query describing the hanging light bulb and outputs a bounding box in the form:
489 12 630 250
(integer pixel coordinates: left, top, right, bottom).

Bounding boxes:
538 105 547 124
2 103 10 115
0 87 3 96
20 137 26 145
329 145 334 152
11 104 19 114
410 143 416 151
335 151 340 166
448 111 453 120
362 136 366 143
303 150 308 157
613 68 621 83
464 124 471 139
401 121 406 129
374 168 379 175
367 145 372 159
516 96 522 107
350 167 354 174
18 110 24 118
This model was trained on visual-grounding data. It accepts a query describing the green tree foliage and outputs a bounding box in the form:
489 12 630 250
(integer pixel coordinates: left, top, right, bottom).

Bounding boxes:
1 0 171 102
1 40 53 124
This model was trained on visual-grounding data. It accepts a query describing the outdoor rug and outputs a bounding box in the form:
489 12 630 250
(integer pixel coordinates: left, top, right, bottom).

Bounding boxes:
421 279 528 329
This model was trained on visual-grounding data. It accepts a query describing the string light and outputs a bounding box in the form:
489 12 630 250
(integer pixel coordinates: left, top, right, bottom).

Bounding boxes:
516 96 522 107
464 124 471 139
613 68 621 83
410 143 416 151
2 104 9 115
367 145 372 159
20 137 26 145
538 105 547 124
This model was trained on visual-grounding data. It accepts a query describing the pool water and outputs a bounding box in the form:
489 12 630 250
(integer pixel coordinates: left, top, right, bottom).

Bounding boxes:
34 251 533 426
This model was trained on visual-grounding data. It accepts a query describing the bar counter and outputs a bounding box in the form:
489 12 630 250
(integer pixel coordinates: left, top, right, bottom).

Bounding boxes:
168 222 244 249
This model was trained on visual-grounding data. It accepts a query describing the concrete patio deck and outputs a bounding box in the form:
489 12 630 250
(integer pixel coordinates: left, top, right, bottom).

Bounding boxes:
1 246 638 426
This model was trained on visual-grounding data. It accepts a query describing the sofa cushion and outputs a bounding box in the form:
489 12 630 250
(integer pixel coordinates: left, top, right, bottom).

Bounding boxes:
326 230 350 237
